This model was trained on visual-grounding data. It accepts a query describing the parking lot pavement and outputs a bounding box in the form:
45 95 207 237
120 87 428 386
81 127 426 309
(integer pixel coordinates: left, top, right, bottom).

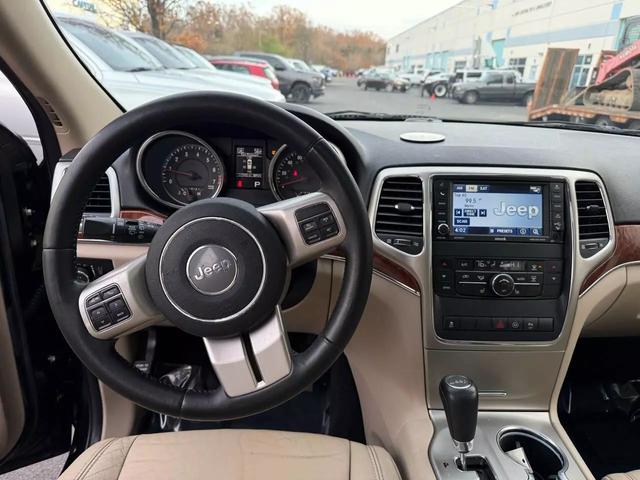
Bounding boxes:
308 77 528 123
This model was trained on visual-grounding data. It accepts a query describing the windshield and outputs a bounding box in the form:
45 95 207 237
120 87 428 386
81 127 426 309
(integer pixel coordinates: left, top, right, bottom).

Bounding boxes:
175 46 215 69
57 17 160 72
45 1 640 130
131 36 195 69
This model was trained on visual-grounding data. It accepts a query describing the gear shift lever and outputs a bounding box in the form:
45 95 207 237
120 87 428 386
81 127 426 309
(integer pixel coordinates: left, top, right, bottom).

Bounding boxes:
439 375 478 470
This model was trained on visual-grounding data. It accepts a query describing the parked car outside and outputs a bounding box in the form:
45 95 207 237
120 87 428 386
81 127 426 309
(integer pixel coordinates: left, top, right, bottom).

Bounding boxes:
421 72 455 98
362 69 410 92
123 31 283 100
312 64 334 82
236 51 325 103
452 70 536 105
399 68 426 86
209 56 280 90
449 69 484 97
356 68 373 87
56 16 285 103
288 58 312 71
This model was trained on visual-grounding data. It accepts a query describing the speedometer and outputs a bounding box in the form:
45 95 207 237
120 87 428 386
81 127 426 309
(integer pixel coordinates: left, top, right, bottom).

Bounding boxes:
270 146 322 200
160 143 225 205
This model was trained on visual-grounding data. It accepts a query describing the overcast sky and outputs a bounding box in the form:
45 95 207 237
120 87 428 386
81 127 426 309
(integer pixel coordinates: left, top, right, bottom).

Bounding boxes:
215 0 462 39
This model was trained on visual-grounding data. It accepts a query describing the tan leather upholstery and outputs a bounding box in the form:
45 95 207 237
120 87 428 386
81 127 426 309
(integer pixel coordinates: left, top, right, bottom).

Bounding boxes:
603 471 640 480
58 429 401 480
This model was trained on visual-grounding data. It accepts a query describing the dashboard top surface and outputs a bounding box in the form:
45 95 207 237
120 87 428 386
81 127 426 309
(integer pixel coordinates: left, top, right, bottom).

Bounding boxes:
339 120 638 224
93 103 639 224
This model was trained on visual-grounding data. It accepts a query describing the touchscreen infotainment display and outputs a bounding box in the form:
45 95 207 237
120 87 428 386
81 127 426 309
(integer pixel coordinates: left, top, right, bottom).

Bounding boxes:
451 183 544 237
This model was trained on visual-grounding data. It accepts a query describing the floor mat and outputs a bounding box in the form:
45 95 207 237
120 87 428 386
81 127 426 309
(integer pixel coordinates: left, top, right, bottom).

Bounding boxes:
561 338 640 479
564 414 640 479
0 453 67 480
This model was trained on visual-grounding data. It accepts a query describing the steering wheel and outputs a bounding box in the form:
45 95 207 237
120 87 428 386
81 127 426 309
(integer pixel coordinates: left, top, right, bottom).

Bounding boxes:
43 93 373 420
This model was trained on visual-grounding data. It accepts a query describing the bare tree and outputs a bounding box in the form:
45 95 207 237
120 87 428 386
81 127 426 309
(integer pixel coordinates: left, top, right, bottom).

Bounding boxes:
101 0 181 39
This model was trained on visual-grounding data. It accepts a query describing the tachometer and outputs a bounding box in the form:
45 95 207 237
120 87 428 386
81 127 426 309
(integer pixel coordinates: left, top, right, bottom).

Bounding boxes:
160 142 225 206
137 131 226 208
270 146 322 200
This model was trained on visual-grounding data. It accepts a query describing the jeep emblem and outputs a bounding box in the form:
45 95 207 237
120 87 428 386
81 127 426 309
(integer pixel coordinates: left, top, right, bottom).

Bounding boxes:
186 245 238 295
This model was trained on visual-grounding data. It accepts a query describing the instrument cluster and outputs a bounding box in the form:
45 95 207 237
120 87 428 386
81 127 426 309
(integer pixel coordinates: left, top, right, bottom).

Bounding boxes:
136 130 326 208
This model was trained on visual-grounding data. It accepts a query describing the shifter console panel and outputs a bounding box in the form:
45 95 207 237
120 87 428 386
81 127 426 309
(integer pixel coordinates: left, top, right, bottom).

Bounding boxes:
432 176 570 342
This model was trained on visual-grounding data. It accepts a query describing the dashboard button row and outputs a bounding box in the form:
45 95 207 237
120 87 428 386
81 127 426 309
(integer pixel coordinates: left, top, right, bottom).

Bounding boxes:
445 316 554 332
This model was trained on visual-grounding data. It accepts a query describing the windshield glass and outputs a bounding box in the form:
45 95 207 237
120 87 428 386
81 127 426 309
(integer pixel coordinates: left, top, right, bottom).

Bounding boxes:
175 46 214 69
45 1 640 129
57 17 160 72
131 36 195 69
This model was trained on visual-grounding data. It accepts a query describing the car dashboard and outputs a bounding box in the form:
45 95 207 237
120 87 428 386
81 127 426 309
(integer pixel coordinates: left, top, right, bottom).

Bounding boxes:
51 106 640 480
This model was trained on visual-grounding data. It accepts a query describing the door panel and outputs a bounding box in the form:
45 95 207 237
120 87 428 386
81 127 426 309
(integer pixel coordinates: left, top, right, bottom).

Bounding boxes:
0 284 24 461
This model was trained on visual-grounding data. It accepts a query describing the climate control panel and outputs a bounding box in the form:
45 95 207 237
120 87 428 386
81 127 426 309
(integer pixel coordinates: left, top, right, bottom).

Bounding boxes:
434 257 562 299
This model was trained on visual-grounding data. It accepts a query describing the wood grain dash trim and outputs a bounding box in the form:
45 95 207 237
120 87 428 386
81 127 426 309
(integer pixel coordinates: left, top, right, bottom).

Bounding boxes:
581 225 640 293
120 210 166 224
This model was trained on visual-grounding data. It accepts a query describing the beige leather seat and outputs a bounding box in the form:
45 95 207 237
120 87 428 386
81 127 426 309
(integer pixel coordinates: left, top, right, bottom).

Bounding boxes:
59 429 401 480
603 471 640 480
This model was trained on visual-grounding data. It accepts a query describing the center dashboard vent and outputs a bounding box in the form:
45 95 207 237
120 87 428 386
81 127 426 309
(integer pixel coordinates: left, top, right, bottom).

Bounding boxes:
575 181 610 258
85 174 113 215
375 176 424 254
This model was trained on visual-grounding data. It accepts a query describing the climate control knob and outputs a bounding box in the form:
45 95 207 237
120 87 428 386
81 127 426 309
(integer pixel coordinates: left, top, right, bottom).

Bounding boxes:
491 273 515 297
437 223 451 235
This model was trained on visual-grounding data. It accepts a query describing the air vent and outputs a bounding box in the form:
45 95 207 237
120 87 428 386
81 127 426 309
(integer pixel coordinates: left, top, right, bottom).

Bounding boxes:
575 181 610 258
85 174 112 214
375 177 424 254
37 97 64 129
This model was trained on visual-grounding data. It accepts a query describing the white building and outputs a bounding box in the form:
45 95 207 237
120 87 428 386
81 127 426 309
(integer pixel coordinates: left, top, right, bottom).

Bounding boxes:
386 0 640 85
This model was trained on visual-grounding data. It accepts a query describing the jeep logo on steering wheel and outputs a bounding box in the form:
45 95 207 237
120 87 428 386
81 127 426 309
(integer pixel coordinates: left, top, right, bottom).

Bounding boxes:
186 245 238 295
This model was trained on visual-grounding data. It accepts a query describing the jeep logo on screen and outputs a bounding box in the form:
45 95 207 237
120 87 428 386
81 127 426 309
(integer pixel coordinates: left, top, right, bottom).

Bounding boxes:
493 201 540 220
186 245 238 295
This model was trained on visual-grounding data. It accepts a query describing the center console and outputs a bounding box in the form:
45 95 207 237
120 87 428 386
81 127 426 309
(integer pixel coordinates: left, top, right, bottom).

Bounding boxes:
431 177 570 342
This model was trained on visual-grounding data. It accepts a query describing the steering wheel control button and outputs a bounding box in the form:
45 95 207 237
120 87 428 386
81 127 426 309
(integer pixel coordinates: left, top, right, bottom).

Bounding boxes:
321 223 339 238
295 202 339 245
186 245 238 296
88 306 110 330
86 294 102 307
318 213 335 226
304 230 322 244
300 219 319 233
106 298 130 323
83 284 132 331
101 286 120 299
